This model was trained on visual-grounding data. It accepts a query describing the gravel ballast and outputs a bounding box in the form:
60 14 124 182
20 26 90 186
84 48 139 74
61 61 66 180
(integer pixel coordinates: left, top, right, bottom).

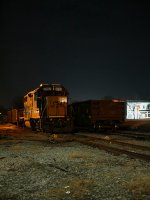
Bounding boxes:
0 137 150 200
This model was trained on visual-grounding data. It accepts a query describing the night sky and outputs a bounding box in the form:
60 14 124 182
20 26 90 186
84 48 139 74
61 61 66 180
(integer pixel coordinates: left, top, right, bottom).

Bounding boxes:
1 0 150 107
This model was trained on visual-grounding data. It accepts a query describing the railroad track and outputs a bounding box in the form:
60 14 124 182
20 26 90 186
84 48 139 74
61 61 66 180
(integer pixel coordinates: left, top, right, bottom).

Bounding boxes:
73 134 150 162
114 130 150 140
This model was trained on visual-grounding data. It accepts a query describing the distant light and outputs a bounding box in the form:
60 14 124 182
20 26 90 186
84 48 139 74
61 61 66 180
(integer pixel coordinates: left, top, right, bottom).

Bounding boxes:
112 100 125 102
40 83 49 87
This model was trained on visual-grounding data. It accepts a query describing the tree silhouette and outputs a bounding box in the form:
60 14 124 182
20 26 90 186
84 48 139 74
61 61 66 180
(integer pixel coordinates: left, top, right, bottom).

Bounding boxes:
0 105 7 115
10 96 24 109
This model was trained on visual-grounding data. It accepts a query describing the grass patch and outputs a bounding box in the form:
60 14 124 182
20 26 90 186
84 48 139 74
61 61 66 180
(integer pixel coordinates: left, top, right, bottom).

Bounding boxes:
127 176 150 198
68 151 90 159
44 179 95 199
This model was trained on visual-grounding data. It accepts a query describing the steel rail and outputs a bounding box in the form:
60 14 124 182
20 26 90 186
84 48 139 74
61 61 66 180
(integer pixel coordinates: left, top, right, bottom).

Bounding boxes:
73 136 150 162
75 133 150 151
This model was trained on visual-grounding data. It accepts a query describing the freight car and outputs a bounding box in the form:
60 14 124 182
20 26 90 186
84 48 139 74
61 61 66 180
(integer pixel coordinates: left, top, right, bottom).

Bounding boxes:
7 108 24 125
69 100 150 132
20 83 72 133
69 99 125 132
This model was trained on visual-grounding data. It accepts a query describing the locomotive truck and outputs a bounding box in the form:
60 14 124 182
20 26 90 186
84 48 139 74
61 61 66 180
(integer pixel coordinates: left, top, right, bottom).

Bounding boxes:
8 83 71 133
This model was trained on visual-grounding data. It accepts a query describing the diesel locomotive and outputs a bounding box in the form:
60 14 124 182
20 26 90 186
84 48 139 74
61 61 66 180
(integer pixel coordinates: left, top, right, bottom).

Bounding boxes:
8 83 72 133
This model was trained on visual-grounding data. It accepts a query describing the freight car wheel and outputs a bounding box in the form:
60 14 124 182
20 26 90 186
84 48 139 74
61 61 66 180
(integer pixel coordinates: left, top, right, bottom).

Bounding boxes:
94 122 103 133
31 124 36 131
111 121 120 132
30 119 36 131
18 119 25 128
35 120 42 131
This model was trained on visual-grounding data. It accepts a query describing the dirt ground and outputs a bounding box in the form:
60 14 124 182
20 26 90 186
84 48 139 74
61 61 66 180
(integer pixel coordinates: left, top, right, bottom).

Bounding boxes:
0 124 150 200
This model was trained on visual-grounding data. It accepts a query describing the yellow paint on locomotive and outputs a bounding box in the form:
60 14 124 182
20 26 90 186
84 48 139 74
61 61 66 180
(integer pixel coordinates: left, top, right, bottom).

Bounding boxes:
24 91 40 121
46 96 67 117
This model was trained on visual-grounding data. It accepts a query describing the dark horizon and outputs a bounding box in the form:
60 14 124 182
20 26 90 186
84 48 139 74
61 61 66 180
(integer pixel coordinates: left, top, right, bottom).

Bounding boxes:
1 0 150 108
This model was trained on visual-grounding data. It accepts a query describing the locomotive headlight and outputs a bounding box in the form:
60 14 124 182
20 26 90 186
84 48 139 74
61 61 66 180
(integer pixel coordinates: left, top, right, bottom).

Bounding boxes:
58 97 67 103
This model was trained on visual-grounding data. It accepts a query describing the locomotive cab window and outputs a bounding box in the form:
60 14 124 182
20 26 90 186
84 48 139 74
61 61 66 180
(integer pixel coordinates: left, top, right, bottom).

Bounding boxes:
53 86 62 91
43 87 52 91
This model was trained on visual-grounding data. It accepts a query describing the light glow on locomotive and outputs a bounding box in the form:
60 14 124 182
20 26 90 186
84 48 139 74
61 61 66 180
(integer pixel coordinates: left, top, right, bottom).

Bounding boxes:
58 97 67 103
